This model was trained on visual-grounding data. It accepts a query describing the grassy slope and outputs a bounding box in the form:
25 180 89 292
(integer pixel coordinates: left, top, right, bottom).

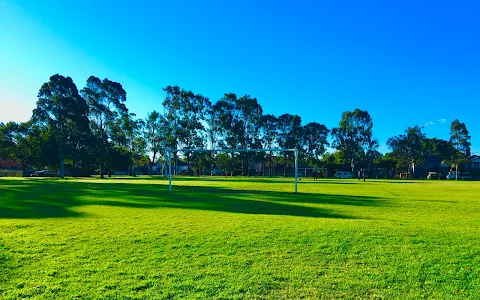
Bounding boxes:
0 177 479 299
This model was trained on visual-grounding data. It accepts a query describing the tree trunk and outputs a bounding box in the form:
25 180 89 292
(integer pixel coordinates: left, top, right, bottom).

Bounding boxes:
59 147 65 178
100 121 104 179
411 161 415 180
241 156 245 176
174 156 177 175
162 155 166 176
152 134 157 163
273 155 275 176
150 150 157 176
283 152 287 177
100 149 104 178
456 163 458 180
270 151 273 176
22 161 27 177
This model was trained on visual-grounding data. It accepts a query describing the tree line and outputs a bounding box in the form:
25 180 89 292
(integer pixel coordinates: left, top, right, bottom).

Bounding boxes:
0 74 473 178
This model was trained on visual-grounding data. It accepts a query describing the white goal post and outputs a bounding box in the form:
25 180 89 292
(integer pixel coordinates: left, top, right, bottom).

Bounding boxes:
166 148 299 193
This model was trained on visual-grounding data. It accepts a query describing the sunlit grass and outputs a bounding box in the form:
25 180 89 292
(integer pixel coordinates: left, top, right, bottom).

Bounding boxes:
1 177 479 298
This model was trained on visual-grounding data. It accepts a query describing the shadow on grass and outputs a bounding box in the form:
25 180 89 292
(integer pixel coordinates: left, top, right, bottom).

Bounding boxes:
0 178 390 220
170 176 360 185
373 181 419 184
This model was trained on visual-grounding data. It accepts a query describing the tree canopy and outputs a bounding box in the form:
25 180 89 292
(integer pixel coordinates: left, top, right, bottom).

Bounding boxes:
1 74 475 179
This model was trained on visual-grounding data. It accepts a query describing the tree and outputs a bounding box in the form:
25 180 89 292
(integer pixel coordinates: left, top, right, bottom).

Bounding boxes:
33 74 89 178
319 152 336 177
238 95 263 151
386 126 426 178
378 152 397 178
202 99 223 174
216 153 234 177
276 114 303 176
423 137 454 170
144 111 163 164
65 100 91 173
449 119 471 180
162 86 209 173
260 114 278 175
128 118 148 176
81 76 128 178
205 99 224 149
303 122 330 166
118 113 147 176
0 122 14 160
331 109 378 172
2 121 57 176
191 152 210 176
2 122 28 173
178 92 208 172
214 93 263 175
365 149 383 176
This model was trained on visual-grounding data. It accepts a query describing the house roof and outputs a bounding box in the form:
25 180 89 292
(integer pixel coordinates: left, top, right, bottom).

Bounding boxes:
469 155 480 162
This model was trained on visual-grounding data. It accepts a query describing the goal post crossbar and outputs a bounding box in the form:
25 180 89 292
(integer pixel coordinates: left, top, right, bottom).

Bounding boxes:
165 148 299 193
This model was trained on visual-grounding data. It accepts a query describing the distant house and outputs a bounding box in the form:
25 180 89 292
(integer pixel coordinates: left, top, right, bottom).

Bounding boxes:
465 155 480 173
270 163 316 177
0 157 22 170
176 161 188 174
436 155 480 179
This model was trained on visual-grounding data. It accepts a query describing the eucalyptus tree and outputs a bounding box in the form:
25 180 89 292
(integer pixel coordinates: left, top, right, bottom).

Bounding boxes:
214 93 263 175
276 114 303 176
260 114 279 175
1 121 45 176
423 137 454 165
386 126 426 178
205 99 224 149
144 110 163 164
332 109 378 173
81 76 128 177
33 74 89 178
303 122 330 166
449 119 471 179
0 122 13 160
162 86 209 172
124 114 147 176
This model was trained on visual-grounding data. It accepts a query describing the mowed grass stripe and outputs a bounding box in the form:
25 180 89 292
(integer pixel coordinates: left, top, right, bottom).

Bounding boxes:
0 177 479 298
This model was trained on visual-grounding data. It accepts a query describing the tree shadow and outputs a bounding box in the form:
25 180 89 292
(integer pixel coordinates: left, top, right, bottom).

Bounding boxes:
300 181 357 185
372 180 419 184
0 179 390 220
172 176 295 184
170 177 364 185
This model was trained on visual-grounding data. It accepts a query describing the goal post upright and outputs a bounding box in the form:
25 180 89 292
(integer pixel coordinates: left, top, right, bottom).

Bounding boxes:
168 150 172 193
294 148 298 194
165 148 299 194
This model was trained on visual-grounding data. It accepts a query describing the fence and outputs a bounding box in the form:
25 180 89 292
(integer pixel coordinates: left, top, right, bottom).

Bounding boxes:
0 170 23 177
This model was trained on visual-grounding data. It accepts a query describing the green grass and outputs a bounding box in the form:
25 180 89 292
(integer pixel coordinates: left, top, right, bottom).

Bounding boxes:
1 177 479 299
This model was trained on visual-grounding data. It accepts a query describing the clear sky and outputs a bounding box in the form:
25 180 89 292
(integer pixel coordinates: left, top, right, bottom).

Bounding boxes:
1 0 479 154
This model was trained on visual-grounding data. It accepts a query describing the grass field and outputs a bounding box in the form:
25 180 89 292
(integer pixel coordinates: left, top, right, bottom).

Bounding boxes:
1 177 479 299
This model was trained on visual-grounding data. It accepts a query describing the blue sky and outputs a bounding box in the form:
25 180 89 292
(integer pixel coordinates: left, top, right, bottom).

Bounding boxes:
1 0 479 154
